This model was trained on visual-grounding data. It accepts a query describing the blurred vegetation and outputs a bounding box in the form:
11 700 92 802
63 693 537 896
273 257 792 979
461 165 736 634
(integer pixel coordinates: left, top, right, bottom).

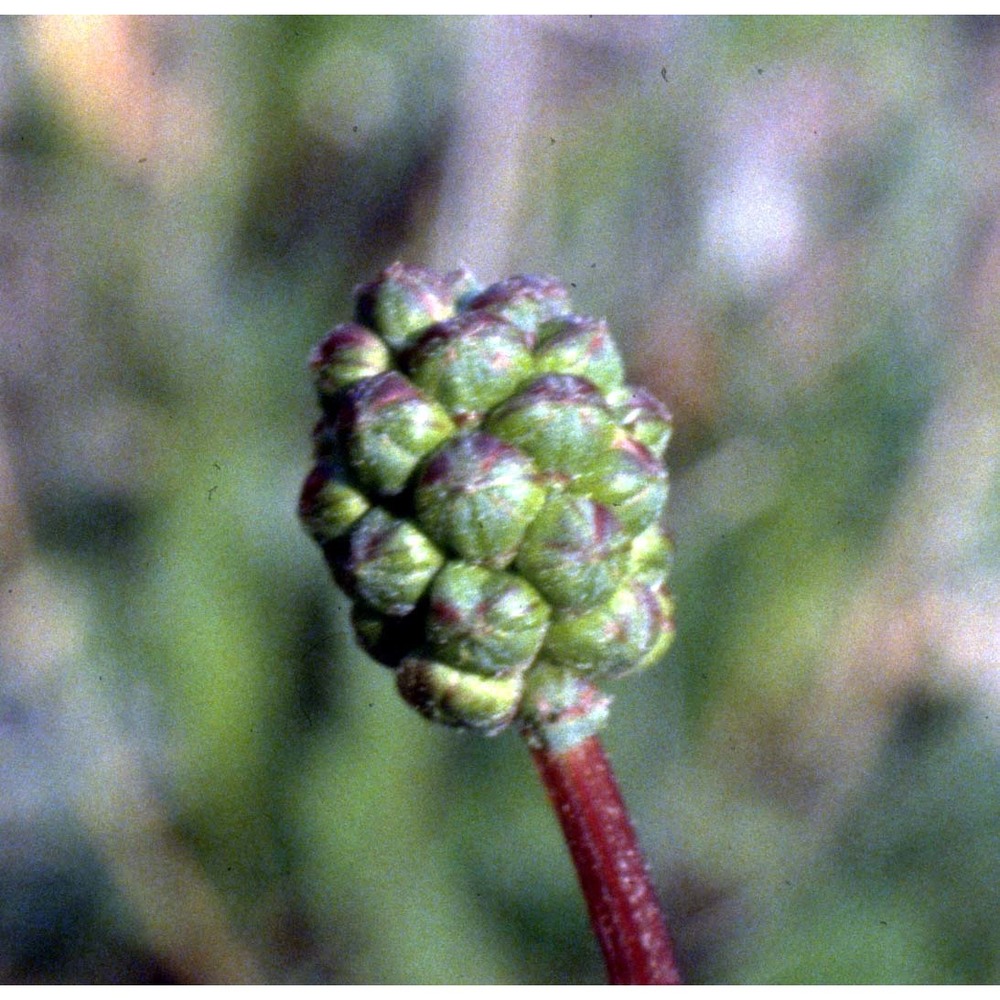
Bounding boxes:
1 15 998 984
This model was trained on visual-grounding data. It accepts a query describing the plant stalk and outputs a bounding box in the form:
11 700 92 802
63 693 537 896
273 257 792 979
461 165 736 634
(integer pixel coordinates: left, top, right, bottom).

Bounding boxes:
528 733 682 985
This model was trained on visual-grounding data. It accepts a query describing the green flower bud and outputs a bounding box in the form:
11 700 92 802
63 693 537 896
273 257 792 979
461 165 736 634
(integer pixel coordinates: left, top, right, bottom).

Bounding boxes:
310 322 393 395
413 431 546 566
541 580 674 677
298 461 371 543
485 374 618 478
396 656 524 735
516 493 629 610
354 262 457 351
607 386 673 460
534 315 625 395
571 437 668 538
426 562 550 676
336 371 455 496
335 507 444 616
467 274 571 337
404 311 533 423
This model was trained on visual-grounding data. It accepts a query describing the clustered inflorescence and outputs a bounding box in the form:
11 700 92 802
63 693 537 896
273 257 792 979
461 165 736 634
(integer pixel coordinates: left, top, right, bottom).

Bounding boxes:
299 263 673 741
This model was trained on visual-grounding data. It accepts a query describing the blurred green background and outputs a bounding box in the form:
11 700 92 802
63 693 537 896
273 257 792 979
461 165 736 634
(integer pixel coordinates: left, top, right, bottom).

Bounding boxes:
1 14 998 985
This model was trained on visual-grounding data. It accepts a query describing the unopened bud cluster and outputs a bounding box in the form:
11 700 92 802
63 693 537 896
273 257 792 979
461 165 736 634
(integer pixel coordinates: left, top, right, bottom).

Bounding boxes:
300 263 674 737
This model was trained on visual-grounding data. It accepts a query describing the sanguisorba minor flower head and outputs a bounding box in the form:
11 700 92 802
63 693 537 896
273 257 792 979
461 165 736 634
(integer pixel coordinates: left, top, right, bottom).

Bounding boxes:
299 263 674 744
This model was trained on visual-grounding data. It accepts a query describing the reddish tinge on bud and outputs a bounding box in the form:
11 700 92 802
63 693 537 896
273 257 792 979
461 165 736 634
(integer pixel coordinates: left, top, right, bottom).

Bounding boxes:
466 274 572 338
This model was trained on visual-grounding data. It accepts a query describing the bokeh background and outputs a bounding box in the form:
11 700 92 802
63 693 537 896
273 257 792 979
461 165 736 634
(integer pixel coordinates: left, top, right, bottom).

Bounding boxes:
1 14 998 985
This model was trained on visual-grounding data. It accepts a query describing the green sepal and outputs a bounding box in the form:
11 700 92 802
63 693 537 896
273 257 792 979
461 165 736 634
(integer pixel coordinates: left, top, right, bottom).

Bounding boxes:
396 656 523 735
534 315 625 395
335 507 445 616
518 664 612 751
485 374 618 478
405 311 533 422
426 562 550 676
540 580 674 677
516 492 629 610
413 431 546 567
337 372 455 496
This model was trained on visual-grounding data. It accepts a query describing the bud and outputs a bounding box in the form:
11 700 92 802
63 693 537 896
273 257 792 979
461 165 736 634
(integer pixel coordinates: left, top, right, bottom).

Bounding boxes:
486 374 618 478
334 507 444 616
396 656 524 734
354 262 458 351
404 311 533 423
541 580 674 677
298 462 371 544
466 274 571 337
534 315 625 395
413 431 545 567
335 371 455 497
310 322 393 395
516 493 629 609
572 437 668 538
426 562 550 676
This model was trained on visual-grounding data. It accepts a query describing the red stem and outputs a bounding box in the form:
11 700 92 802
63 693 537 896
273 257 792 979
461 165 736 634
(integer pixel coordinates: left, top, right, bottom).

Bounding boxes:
529 735 682 985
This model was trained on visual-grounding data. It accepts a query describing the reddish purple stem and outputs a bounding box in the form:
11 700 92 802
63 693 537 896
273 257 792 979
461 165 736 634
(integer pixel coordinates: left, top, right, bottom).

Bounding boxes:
530 735 682 985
